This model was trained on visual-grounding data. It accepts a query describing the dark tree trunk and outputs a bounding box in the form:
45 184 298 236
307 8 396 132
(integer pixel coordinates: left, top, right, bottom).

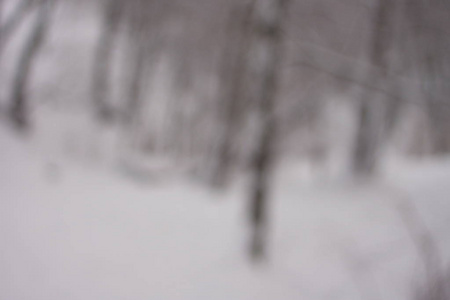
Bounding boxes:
9 0 53 130
247 0 289 262
91 0 122 123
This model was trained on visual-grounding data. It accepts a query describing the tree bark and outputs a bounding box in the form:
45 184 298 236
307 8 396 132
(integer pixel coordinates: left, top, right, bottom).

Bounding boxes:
0 0 3 54
91 0 123 123
247 0 289 262
0 0 34 56
403 0 450 154
9 0 53 130
352 0 394 176
123 41 147 128
212 2 253 188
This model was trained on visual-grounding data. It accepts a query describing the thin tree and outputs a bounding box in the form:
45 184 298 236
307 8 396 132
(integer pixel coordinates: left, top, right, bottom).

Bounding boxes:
212 1 253 188
9 0 54 130
120 0 171 151
403 0 450 154
247 0 290 261
0 0 3 53
0 0 34 56
351 0 395 176
91 0 123 122
123 37 148 128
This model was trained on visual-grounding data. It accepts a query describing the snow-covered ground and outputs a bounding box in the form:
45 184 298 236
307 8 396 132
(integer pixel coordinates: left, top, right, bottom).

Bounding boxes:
1 123 450 300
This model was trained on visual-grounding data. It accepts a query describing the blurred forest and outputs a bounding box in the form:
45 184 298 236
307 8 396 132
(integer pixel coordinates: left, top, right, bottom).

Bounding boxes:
1 0 450 298
2 0 450 166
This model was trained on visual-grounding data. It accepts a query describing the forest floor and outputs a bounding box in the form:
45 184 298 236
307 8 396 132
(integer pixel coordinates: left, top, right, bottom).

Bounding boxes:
1 123 450 300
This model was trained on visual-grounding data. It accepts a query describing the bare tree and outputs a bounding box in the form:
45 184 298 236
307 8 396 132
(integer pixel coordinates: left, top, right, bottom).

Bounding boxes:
123 37 148 128
403 0 450 154
121 1 162 126
0 0 34 56
351 0 395 176
0 0 3 54
247 0 290 261
91 0 123 123
164 40 195 159
212 1 253 187
9 0 54 130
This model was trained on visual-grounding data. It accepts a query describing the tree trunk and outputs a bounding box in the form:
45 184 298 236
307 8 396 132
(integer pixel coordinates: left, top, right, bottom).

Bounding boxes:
352 0 394 176
123 39 147 132
353 92 380 175
247 0 289 262
402 0 450 154
0 0 33 56
421 28 450 154
0 0 3 55
212 2 253 187
91 0 122 123
9 0 53 130
427 100 450 154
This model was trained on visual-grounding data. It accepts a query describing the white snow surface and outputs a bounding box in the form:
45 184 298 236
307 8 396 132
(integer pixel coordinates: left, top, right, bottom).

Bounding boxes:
1 124 450 300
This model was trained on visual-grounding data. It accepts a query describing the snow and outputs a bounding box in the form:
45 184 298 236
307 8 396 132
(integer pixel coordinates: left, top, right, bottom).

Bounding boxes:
0 125 242 300
1 123 450 300
1 0 450 299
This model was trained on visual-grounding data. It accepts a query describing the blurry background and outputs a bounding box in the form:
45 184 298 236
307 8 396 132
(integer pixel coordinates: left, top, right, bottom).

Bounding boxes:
1 0 450 299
